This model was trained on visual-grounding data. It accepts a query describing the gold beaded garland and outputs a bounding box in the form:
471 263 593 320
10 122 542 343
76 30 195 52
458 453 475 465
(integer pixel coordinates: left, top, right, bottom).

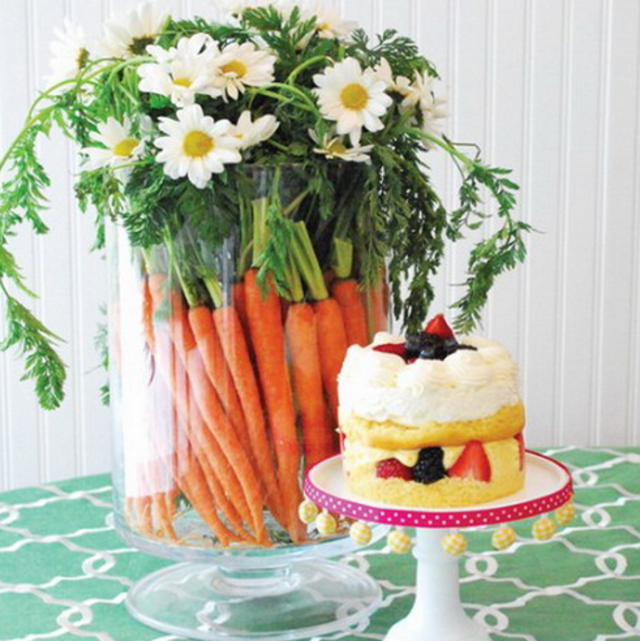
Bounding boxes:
492 526 517 550
441 531 467 557
316 511 337 536
387 528 412 554
349 521 373 546
555 503 576 526
533 516 557 541
298 499 319 525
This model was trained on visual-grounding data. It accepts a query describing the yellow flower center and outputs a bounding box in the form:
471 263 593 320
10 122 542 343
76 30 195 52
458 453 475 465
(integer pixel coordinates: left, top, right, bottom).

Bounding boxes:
317 22 330 32
173 77 192 88
340 83 368 110
113 138 139 157
327 140 347 155
183 130 215 158
221 60 247 78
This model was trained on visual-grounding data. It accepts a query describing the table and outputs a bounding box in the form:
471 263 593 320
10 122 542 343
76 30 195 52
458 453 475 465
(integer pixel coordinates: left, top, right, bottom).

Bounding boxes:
0 447 638 641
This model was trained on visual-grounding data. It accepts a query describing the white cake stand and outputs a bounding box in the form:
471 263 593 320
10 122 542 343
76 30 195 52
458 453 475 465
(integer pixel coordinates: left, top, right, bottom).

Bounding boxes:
304 451 573 641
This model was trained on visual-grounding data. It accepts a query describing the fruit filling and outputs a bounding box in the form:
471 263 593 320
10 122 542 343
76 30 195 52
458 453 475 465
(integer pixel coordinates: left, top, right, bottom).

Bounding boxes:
373 314 477 363
372 434 524 486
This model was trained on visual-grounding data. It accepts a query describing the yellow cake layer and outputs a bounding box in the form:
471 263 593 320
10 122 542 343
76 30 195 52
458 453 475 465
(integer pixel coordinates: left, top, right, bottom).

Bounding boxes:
344 436 524 508
341 401 525 450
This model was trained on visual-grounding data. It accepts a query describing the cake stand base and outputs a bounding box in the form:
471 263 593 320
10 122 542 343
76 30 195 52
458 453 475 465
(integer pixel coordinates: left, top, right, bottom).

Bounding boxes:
126 559 382 641
384 529 490 641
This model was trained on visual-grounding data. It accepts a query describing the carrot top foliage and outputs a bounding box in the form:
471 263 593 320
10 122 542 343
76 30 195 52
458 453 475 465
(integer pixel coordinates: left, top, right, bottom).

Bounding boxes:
0 1 529 410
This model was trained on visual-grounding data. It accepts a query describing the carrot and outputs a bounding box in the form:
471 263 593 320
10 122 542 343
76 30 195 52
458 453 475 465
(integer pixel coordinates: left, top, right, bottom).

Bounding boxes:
285 303 334 469
212 305 286 527
135 496 154 537
149 276 267 541
244 269 304 541
188 307 252 453
147 279 258 544
331 279 369 347
142 276 156 352
365 272 388 339
313 298 349 428
152 492 177 541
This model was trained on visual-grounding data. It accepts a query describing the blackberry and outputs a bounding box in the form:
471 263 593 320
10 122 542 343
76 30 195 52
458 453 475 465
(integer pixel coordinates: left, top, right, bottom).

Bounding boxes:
412 447 447 485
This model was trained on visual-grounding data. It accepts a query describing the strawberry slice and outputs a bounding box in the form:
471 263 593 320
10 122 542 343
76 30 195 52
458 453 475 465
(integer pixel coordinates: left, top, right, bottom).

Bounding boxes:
448 441 491 482
373 343 407 359
376 458 413 480
424 314 455 340
515 432 525 470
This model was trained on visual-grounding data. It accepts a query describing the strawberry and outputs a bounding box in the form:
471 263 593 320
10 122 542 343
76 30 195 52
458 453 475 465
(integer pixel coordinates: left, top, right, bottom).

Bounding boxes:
424 314 455 340
448 441 491 482
373 343 407 359
515 432 525 470
376 458 413 480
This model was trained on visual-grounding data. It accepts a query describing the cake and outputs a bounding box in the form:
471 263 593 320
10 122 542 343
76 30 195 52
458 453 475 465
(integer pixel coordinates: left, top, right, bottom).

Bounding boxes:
338 315 525 508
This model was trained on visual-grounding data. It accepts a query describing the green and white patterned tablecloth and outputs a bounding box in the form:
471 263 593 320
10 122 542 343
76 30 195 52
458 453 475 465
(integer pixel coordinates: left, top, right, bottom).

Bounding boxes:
0 448 639 641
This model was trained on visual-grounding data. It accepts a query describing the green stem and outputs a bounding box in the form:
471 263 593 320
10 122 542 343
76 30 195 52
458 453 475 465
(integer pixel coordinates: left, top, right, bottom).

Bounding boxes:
331 237 353 280
286 55 328 85
291 221 328 301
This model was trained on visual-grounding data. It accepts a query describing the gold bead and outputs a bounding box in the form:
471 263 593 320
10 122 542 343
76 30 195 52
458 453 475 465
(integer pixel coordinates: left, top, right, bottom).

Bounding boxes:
316 511 337 536
492 526 517 550
298 499 319 525
387 529 412 554
441 532 467 557
533 516 557 541
349 521 373 546
555 503 576 526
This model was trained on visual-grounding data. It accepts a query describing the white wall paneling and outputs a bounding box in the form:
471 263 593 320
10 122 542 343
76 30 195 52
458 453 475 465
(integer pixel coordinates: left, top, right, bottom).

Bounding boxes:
1 0 639 491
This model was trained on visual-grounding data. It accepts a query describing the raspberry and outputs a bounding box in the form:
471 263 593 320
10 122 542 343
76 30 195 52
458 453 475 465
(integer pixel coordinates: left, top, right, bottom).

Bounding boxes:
376 458 413 480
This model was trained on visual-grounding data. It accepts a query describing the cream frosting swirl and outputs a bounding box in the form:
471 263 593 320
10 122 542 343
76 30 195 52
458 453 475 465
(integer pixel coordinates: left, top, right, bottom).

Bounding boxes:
338 331 521 426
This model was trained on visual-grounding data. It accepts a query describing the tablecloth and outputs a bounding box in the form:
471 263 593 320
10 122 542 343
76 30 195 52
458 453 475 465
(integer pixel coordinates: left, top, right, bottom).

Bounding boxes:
0 447 639 641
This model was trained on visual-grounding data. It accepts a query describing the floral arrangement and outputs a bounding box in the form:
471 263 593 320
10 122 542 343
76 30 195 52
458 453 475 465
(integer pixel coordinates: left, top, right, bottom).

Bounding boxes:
0 1 529 546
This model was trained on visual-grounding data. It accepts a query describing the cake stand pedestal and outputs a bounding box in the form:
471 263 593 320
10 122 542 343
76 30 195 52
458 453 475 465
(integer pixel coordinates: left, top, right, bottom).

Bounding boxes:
304 451 573 641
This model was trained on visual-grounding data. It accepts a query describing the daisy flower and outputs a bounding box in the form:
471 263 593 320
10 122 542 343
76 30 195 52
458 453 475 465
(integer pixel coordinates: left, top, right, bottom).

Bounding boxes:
100 1 167 59
138 34 221 107
306 2 357 40
210 42 276 101
82 117 144 176
47 20 91 86
309 129 372 163
231 111 280 150
374 58 413 98
313 57 393 145
155 104 243 189
407 71 448 141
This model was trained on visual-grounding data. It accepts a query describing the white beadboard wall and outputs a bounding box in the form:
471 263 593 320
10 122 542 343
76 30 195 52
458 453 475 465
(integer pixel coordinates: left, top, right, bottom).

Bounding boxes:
1 0 639 492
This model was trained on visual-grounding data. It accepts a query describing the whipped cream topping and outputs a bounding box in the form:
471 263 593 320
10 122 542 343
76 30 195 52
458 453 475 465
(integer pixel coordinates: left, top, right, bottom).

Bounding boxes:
338 332 521 426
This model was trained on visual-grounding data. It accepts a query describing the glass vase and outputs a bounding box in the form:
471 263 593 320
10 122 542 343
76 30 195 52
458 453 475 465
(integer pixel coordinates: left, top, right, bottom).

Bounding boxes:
107 164 388 639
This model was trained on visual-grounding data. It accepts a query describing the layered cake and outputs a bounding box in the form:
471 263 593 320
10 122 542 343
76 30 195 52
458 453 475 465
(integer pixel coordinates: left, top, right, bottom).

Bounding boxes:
338 315 525 507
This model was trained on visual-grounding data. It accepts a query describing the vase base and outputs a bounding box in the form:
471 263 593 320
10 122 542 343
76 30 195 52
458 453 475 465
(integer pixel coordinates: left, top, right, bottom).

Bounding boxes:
126 560 382 641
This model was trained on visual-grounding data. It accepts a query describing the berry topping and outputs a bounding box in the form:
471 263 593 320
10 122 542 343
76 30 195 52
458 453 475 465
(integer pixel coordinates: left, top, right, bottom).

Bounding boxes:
424 314 455 340
515 432 525 470
405 332 476 361
376 458 414 480
448 441 491 482
373 343 407 359
412 447 447 484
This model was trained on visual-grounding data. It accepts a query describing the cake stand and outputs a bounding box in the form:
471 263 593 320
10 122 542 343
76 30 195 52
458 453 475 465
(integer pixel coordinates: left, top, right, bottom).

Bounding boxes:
304 451 573 641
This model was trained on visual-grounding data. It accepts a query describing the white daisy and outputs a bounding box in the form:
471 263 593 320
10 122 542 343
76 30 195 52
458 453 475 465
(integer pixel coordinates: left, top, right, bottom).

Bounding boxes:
309 129 372 163
47 20 91 86
100 1 167 59
374 58 413 98
83 117 144 176
408 71 448 140
210 42 277 101
313 57 393 145
155 104 243 189
231 111 280 150
138 34 221 107
305 2 357 40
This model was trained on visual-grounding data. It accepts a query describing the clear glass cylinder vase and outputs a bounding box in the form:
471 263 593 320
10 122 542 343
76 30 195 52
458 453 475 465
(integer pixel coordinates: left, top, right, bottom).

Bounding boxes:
107 164 390 556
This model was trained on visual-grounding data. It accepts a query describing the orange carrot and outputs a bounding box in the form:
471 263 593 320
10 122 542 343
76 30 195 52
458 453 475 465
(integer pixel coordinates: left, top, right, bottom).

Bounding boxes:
365 273 389 339
285 303 334 469
244 269 304 541
313 297 349 429
148 277 267 541
188 307 252 452
142 276 156 352
148 278 259 543
135 496 154 537
212 305 286 527
152 492 177 541
331 279 369 347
